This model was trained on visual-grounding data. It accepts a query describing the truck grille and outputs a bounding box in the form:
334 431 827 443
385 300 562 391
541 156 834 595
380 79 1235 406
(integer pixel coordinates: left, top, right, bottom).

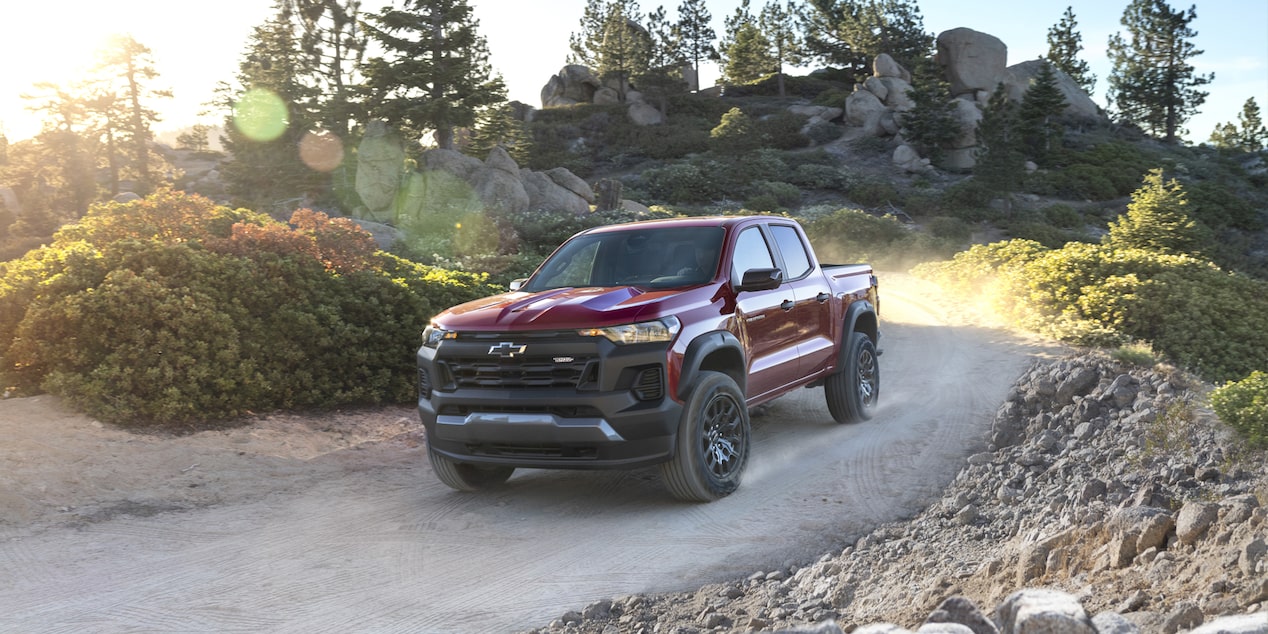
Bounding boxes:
443 356 597 389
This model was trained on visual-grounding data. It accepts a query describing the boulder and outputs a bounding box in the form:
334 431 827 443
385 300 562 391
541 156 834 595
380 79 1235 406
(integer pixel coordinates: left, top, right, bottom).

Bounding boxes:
520 169 590 216
472 164 530 216
995 589 1095 634
877 77 914 110
1001 59 1102 120
863 76 890 102
948 98 984 150
593 86 621 105
893 144 930 174
420 147 482 181
937 28 1008 96
873 53 910 81
354 121 406 221
1175 501 1220 545
846 89 886 127
541 64 600 108
545 167 596 202
628 101 665 126
483 145 520 177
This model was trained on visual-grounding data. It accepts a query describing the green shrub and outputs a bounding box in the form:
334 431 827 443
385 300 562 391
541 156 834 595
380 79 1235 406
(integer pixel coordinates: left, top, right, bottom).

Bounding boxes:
756 112 811 150
790 164 848 190
848 179 902 207
1042 203 1083 228
1210 371 1268 447
640 162 719 203
0 191 498 427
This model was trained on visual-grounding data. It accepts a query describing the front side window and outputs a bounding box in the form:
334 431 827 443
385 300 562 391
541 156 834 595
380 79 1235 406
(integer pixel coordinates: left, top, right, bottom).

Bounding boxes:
730 227 776 283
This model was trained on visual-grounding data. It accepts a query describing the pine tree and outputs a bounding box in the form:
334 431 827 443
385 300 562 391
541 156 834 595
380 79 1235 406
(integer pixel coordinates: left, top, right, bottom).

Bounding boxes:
466 104 530 164
759 0 805 98
92 35 171 195
1210 97 1268 152
974 84 1025 196
637 5 689 113
1105 168 1207 256
674 0 716 89
286 0 368 139
363 0 506 150
1107 0 1214 143
1018 60 1068 166
568 0 652 99
899 64 957 164
800 0 932 84
1045 6 1096 95
719 0 775 85
217 10 326 208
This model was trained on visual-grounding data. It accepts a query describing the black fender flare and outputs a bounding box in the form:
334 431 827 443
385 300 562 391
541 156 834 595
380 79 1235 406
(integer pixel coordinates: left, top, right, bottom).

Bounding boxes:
677 330 746 401
839 300 879 365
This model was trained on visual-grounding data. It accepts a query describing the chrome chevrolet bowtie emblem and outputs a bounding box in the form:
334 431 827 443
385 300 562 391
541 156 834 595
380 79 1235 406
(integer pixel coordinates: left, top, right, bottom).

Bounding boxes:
488 342 526 358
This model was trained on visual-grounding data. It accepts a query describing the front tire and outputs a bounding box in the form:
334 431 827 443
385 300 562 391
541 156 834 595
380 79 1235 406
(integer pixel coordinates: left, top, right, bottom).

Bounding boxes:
428 444 514 492
660 371 750 502
826 332 879 424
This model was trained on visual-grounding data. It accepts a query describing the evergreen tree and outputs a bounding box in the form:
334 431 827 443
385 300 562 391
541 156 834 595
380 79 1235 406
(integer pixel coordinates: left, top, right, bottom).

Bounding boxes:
19 83 101 216
1107 0 1213 143
364 0 507 150
637 5 690 113
1105 168 1207 256
176 125 214 153
899 64 957 164
286 0 368 138
719 0 775 85
466 104 530 164
759 0 805 98
674 0 716 89
974 83 1025 196
800 0 932 84
1017 60 1068 166
92 35 171 195
568 0 652 99
1210 97 1268 152
218 9 326 209
1045 6 1096 95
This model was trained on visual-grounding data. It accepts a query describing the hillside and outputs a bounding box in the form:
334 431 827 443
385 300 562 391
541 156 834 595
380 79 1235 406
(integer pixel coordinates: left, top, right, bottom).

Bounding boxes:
524 351 1268 634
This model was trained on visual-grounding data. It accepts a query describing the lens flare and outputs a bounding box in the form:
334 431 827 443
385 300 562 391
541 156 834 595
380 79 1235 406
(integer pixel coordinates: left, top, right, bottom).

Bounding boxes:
232 89 288 142
299 130 344 172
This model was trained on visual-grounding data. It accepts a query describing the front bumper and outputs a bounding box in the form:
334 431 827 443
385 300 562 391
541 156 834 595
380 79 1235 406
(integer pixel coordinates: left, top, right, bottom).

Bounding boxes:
417 336 682 470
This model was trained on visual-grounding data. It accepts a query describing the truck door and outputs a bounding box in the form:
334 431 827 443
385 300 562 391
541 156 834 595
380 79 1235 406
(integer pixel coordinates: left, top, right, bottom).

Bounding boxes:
769 224 836 378
730 226 801 401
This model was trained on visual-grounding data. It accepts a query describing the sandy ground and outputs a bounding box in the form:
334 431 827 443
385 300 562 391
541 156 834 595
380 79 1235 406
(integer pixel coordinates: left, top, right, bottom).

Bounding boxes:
0 273 1065 633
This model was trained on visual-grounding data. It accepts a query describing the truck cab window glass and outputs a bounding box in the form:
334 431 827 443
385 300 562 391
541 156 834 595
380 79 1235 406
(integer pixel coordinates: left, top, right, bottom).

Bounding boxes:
731 227 776 282
770 225 813 279
526 227 723 291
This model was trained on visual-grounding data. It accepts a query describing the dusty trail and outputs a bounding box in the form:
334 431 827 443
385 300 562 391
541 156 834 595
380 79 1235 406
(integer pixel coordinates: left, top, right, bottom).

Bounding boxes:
0 274 1062 633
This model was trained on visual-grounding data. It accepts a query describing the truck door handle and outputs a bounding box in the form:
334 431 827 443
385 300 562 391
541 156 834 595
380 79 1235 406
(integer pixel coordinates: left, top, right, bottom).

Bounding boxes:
781 300 794 311
816 292 831 303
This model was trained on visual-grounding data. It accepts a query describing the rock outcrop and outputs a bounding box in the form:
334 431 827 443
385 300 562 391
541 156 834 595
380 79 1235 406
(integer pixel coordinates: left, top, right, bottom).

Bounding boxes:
525 352 1268 634
354 137 597 225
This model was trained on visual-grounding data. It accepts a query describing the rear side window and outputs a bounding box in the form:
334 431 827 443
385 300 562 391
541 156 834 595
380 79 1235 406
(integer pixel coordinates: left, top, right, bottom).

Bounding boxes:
770 225 812 279
731 227 776 282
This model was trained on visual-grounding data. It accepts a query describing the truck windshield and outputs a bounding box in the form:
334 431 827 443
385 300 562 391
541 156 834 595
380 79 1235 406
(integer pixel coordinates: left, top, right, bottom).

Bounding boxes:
523 226 725 291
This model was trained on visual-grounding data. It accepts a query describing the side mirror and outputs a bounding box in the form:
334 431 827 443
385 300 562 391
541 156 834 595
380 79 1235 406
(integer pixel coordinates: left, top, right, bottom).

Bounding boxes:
735 268 782 292
509 278 528 291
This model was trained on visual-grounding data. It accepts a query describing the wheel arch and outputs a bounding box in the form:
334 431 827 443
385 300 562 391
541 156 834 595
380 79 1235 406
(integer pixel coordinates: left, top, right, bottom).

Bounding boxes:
678 331 746 401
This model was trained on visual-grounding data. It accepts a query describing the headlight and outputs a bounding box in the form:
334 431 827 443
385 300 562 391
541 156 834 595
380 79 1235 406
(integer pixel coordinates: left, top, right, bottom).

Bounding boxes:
578 317 680 344
421 325 455 348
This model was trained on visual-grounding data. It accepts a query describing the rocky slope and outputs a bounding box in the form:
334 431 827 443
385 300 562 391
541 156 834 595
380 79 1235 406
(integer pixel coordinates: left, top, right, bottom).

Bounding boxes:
524 353 1268 634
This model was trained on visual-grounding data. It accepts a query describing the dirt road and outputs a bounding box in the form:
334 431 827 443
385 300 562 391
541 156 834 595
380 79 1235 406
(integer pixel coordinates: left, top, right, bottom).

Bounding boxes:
0 274 1061 633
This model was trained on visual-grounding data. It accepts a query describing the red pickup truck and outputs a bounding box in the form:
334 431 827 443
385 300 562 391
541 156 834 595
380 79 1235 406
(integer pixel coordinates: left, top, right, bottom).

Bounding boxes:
417 215 880 501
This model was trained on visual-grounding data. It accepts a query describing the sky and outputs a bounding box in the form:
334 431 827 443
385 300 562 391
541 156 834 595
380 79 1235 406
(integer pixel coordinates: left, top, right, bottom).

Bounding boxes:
2 0 1265 145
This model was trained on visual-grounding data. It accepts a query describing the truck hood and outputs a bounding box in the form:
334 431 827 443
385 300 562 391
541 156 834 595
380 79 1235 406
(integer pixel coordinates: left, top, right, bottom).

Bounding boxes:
437 286 691 331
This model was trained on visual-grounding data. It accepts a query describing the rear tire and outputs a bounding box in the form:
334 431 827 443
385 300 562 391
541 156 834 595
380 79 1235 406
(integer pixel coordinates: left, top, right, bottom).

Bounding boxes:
826 332 879 424
428 444 514 491
660 371 750 502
